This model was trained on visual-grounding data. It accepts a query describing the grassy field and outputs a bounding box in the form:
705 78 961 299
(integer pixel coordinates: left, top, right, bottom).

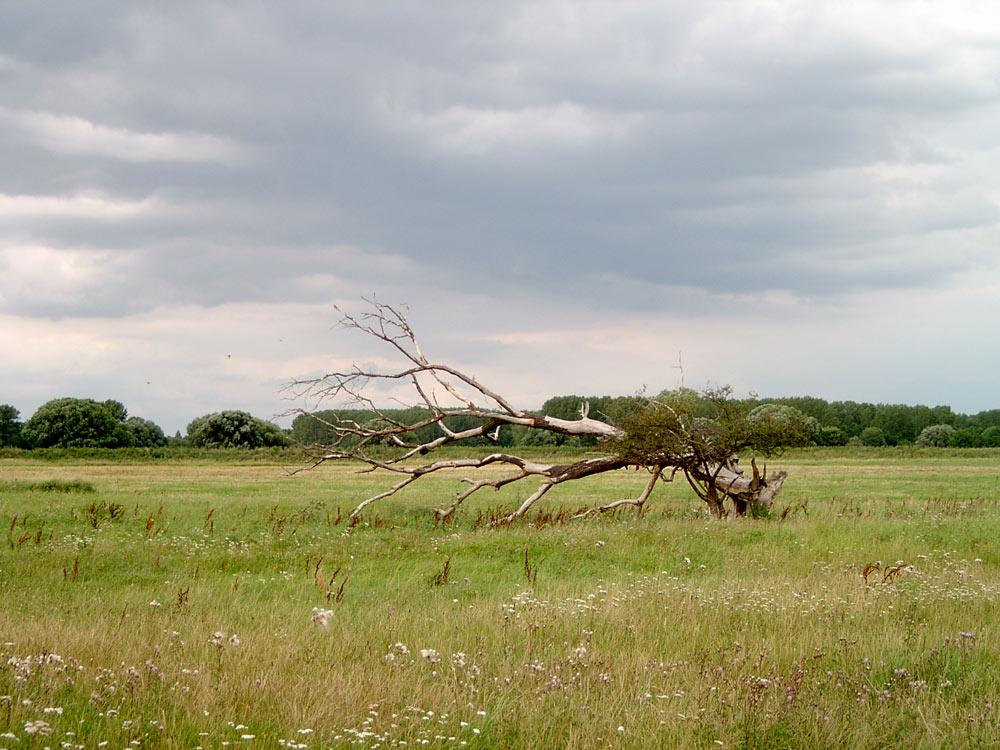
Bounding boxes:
1 449 1000 749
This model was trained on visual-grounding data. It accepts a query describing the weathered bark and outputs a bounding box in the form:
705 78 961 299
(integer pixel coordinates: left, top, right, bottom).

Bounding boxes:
286 298 789 522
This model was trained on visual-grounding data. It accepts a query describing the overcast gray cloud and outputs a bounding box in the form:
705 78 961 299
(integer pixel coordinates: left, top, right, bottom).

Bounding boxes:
2 1 1000 433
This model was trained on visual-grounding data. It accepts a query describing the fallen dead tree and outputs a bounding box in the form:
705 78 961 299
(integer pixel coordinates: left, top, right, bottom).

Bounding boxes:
285 299 808 523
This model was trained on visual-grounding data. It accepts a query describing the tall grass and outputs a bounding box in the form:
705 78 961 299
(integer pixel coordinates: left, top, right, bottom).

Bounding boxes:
1 450 998 748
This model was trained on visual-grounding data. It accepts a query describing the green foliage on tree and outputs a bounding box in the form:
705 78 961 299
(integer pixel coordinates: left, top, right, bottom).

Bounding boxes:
859 427 887 446
816 425 848 446
0 404 23 447
21 398 135 448
980 426 1000 448
738 397 967 445
950 429 978 448
607 388 810 517
103 400 128 422
915 424 956 447
126 417 168 448
187 410 290 448
611 388 810 469
746 404 815 447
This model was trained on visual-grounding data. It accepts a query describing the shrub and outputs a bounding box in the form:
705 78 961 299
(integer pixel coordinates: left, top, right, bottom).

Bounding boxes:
817 425 849 446
859 427 887 446
916 424 956 448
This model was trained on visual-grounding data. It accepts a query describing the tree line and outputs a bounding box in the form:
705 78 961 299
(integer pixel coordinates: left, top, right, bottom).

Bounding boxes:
0 398 289 450
2 393 1000 450
290 393 1000 449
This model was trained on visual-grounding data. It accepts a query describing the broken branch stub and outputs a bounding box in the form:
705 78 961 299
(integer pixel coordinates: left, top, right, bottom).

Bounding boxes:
285 299 793 522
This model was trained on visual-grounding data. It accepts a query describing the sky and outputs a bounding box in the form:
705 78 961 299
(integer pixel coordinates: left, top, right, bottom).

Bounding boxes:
3 1 1000 435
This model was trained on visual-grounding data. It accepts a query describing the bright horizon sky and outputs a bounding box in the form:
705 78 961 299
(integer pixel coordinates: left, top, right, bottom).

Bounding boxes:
3 2 1000 434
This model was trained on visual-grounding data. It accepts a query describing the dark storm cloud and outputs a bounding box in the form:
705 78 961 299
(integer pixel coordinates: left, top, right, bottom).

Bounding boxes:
3 1 1000 427
3 2 998 320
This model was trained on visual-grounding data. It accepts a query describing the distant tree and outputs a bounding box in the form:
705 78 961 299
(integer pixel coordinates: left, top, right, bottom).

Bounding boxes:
0 404 23 447
950 429 978 448
859 426 887 447
816 425 848 446
971 409 1000 431
745 404 814 447
776 396 837 425
188 410 290 448
873 404 920 445
126 417 168 447
930 405 957 425
519 426 560 446
803 415 822 444
915 424 956 448
22 398 134 448
980 426 1000 448
830 401 878 439
291 410 342 444
103 400 128 422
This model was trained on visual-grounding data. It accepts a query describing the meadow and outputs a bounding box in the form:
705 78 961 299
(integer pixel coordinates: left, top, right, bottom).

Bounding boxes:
1 448 999 749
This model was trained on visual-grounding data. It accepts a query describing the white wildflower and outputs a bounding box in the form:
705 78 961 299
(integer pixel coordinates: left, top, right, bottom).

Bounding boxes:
311 608 334 628
420 648 440 663
24 720 52 736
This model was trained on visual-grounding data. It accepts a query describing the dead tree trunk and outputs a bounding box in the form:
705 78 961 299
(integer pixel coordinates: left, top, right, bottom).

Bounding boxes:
284 299 792 522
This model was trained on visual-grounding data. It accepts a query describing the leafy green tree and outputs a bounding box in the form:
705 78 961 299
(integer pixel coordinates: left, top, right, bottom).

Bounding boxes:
950 429 978 448
291 410 342 444
859 426 887 447
188 410 290 448
103 400 128 422
611 389 810 517
970 409 1000 432
816 426 848 446
519 426 560 446
0 404 23 447
22 398 134 448
829 401 878 439
874 404 920 445
915 424 956 447
980 426 1000 448
126 417 168 447
745 404 814 447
